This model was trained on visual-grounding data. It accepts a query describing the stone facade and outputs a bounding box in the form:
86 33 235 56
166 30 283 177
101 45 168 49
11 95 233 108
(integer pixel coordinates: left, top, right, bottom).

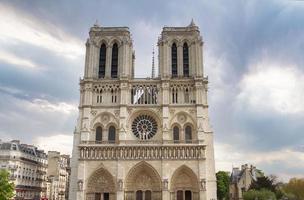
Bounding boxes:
47 151 70 200
229 164 262 200
69 21 217 200
0 140 48 200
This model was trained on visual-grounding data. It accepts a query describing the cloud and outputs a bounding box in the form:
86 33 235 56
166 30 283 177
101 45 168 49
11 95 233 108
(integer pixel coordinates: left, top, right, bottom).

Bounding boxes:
0 50 38 69
0 91 77 145
27 99 78 114
34 134 73 155
237 62 304 114
0 3 84 60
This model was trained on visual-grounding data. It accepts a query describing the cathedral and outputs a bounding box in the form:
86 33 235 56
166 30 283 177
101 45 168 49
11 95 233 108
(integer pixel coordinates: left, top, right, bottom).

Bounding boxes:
69 20 217 200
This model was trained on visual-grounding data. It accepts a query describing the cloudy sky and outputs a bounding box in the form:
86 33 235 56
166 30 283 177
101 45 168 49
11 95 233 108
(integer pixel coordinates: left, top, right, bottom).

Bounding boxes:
0 0 303 181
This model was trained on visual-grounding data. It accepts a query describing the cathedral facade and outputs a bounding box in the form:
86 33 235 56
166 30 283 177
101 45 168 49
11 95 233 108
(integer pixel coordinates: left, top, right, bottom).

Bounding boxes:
69 21 217 200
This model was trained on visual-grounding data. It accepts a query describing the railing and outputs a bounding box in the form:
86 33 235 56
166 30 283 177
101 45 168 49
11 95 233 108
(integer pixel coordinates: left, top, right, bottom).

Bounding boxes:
131 82 159 105
80 140 204 145
79 144 206 160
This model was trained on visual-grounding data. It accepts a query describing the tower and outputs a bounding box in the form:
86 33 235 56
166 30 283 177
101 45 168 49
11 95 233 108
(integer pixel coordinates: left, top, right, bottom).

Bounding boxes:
69 21 216 200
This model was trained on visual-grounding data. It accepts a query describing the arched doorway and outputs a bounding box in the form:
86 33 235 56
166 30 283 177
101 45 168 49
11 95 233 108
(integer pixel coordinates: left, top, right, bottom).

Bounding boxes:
125 162 162 200
86 168 116 200
170 165 199 200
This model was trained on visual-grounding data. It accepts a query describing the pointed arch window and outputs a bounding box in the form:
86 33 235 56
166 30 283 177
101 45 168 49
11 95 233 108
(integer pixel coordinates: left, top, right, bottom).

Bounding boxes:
108 126 116 143
173 126 180 143
111 43 118 78
177 190 183 200
171 43 178 77
99 44 106 78
136 190 143 200
95 126 102 143
145 191 151 200
183 43 189 77
185 125 192 143
185 190 192 200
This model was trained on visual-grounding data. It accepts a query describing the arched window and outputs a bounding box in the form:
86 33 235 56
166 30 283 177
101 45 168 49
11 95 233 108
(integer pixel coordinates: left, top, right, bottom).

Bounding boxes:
185 125 192 143
171 43 178 77
184 88 189 103
145 191 151 200
177 190 183 200
173 126 180 143
103 193 109 200
96 126 102 143
98 44 106 78
185 190 192 200
111 43 118 78
108 126 116 143
183 43 189 77
136 190 143 200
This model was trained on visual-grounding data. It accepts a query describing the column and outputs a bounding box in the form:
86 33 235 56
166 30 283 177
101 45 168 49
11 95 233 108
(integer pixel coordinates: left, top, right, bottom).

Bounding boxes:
177 44 183 77
105 46 112 78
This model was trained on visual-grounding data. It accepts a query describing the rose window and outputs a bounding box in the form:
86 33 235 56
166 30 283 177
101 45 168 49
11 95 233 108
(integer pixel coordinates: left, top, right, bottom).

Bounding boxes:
132 115 158 140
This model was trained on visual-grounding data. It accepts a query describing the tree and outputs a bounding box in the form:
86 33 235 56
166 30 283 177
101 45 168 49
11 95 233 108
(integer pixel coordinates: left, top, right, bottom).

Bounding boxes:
216 171 230 200
283 178 304 200
0 169 15 200
250 175 285 199
243 189 276 200
250 175 276 192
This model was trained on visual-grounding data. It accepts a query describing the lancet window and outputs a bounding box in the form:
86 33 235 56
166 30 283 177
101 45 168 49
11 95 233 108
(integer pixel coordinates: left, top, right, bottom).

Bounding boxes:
111 43 118 78
98 44 106 78
172 43 178 77
183 43 189 77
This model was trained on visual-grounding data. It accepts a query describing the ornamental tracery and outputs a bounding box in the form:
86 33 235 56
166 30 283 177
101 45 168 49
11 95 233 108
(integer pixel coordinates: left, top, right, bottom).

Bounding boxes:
170 83 195 104
132 115 158 140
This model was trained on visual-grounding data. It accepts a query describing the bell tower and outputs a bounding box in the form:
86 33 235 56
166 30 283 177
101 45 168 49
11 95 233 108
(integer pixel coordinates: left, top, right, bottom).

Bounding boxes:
84 23 134 79
158 20 204 79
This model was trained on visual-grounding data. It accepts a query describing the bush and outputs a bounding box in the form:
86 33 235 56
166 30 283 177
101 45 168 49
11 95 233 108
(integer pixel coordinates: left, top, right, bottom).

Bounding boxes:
243 189 276 200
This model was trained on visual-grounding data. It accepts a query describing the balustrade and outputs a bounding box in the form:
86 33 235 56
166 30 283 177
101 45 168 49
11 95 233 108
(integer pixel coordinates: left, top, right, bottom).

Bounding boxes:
79 145 205 160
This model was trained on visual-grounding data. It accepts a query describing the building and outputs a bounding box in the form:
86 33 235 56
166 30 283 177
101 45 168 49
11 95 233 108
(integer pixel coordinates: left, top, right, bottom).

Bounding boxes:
69 20 217 200
229 164 262 200
47 151 70 200
0 140 48 200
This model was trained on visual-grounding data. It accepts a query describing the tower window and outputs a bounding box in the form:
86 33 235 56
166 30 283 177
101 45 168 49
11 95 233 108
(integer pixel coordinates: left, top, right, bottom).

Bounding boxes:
99 44 106 78
183 43 189 77
185 125 192 143
108 126 116 143
95 126 102 143
173 126 180 143
172 43 178 77
111 43 118 78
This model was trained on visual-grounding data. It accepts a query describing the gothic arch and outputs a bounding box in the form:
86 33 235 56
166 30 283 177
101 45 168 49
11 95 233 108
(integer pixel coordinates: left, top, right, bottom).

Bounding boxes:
169 111 196 129
125 161 162 200
98 39 109 47
125 161 161 191
169 39 180 47
86 167 116 199
170 165 199 200
109 37 122 47
91 112 119 130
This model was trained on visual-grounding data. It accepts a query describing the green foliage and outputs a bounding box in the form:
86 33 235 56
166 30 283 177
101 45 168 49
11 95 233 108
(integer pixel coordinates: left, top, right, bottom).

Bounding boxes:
0 169 15 200
243 189 276 200
282 178 304 200
216 171 230 200
250 176 276 192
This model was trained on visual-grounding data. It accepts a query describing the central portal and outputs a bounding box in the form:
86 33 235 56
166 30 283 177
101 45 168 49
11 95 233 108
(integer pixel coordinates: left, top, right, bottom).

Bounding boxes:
125 162 162 200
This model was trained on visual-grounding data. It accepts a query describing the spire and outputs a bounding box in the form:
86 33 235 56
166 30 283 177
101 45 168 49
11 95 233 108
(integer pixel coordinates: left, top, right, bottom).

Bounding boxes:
94 19 100 27
151 47 155 78
189 18 196 27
